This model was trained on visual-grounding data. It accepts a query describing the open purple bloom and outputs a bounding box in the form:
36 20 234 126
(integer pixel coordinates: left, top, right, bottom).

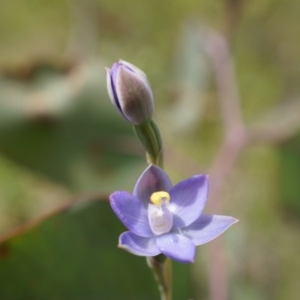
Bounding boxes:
106 60 154 125
110 165 238 263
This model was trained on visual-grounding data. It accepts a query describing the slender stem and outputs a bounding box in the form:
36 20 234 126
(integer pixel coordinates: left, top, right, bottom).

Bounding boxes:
133 120 164 167
147 256 172 300
133 119 171 300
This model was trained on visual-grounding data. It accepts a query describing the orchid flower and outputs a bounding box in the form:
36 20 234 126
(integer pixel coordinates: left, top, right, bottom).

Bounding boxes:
110 165 238 263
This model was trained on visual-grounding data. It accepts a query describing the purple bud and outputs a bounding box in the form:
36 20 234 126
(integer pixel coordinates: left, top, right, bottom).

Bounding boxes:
106 60 154 125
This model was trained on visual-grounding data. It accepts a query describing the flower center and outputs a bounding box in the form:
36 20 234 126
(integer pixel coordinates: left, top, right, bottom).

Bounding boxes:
150 191 170 206
148 191 173 235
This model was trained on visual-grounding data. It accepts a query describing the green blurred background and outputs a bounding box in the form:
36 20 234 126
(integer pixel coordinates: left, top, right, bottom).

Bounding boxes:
0 0 300 299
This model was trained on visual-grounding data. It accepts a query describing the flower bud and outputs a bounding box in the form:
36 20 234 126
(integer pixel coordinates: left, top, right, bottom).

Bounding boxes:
106 60 154 125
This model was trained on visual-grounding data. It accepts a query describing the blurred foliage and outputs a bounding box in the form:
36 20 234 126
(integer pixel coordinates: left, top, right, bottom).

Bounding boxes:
0 197 191 299
0 62 143 192
0 0 299 299
280 134 300 218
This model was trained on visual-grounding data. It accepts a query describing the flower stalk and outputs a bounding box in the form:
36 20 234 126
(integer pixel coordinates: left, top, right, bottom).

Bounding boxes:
133 119 163 167
147 255 172 300
134 120 170 300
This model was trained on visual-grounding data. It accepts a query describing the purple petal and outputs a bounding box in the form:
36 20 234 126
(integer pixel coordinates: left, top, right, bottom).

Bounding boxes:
133 165 172 207
110 62 120 85
156 233 196 263
106 68 116 105
119 231 160 256
106 66 128 121
182 214 238 246
119 60 147 79
110 191 153 237
170 175 209 229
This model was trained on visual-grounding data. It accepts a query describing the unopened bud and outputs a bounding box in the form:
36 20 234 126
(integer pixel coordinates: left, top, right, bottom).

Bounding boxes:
106 60 154 125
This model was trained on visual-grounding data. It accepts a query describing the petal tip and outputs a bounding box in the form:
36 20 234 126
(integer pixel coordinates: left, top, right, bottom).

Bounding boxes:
192 174 209 183
118 242 132 253
109 190 124 201
147 164 159 171
108 192 116 202
142 164 166 178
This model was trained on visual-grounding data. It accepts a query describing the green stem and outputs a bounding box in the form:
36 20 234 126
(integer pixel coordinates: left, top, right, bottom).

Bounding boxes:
133 118 171 300
147 256 172 300
133 120 163 167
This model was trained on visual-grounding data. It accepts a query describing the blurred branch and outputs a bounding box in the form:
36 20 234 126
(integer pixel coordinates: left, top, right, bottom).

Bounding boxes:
0 192 107 244
247 99 300 145
204 30 245 135
203 30 246 300
200 29 300 300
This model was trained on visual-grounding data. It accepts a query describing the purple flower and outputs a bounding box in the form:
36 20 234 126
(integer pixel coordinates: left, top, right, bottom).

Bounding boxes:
110 165 238 263
106 60 154 125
